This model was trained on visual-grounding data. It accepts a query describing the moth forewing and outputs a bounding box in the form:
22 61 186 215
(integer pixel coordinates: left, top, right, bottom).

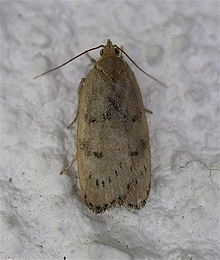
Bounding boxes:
76 40 151 213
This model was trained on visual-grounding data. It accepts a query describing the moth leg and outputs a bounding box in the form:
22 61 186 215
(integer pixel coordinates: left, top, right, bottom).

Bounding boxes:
144 107 153 114
119 45 123 58
86 53 96 64
67 78 85 129
60 155 76 175
67 115 77 129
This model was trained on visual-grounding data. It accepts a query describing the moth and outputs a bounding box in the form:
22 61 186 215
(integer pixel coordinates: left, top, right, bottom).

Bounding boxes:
35 39 166 214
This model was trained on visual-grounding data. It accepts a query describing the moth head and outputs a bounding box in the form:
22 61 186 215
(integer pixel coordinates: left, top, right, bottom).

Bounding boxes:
100 39 120 57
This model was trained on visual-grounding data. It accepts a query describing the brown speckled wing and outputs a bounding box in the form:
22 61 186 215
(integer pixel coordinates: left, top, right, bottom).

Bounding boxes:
77 54 151 214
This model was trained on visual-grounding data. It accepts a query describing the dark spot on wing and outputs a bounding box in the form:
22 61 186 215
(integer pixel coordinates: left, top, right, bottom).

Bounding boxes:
129 150 139 156
127 183 131 190
117 194 126 205
85 113 97 124
118 196 124 205
141 138 147 150
102 110 112 120
132 111 142 122
94 151 103 158
80 141 91 156
108 96 120 112
110 199 116 205
141 200 146 207
121 109 129 123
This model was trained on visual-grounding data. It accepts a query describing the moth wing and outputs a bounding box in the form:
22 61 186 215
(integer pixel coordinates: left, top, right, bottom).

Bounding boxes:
77 56 151 213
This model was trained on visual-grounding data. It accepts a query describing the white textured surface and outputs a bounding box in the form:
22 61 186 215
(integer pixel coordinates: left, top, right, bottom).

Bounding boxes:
1 1 220 260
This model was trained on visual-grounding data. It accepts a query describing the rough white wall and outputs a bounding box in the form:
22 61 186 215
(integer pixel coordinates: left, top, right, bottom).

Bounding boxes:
1 1 219 260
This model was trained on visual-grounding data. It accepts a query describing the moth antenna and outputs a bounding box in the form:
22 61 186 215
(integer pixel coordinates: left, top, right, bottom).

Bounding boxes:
33 44 105 79
114 45 168 88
